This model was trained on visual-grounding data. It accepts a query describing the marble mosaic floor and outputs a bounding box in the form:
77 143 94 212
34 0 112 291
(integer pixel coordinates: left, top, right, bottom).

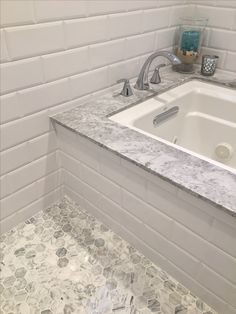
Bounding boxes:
0 197 217 314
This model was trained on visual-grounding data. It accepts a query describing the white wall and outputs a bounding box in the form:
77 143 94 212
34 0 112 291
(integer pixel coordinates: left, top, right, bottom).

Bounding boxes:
191 0 236 71
55 124 236 314
0 0 191 231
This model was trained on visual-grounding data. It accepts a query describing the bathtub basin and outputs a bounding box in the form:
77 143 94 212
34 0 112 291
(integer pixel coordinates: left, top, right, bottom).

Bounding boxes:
110 80 236 172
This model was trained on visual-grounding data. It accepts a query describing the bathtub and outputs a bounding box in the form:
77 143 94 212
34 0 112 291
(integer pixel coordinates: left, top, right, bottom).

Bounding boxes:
110 80 236 173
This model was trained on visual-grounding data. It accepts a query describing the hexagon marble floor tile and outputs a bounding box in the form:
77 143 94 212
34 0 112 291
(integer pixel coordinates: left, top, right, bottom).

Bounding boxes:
0 197 217 314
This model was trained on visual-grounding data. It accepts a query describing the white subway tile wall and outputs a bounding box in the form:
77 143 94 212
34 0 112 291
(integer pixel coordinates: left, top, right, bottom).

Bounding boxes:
1 0 189 228
55 124 236 314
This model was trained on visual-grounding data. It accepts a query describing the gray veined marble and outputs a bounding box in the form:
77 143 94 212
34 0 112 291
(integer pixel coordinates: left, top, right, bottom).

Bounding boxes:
0 197 218 314
51 67 236 217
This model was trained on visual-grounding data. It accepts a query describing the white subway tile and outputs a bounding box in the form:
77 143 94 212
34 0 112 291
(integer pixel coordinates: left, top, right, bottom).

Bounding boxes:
0 181 38 220
172 221 236 285
208 29 236 52
147 181 214 238
5 22 65 60
224 52 236 72
80 163 122 205
42 47 89 82
63 170 85 198
17 79 70 117
59 152 83 179
195 5 235 29
0 132 57 176
0 57 44 95
0 142 31 176
197 265 236 307
109 11 142 39
34 0 87 22
69 67 108 99
125 32 155 59
108 57 140 85
143 8 170 32
0 0 35 27
36 171 60 199
209 219 236 258
87 1 125 16
122 190 173 238
100 195 144 235
0 93 19 124
0 111 52 151
29 131 57 161
0 30 9 63
65 16 108 49
3 152 58 197
89 39 125 69
126 1 158 11
156 28 176 50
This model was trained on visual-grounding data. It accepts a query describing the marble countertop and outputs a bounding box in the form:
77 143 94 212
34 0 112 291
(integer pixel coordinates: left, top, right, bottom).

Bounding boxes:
51 67 236 217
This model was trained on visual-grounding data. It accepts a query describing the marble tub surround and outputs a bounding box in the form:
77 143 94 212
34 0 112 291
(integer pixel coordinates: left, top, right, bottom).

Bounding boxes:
0 196 218 314
51 67 236 216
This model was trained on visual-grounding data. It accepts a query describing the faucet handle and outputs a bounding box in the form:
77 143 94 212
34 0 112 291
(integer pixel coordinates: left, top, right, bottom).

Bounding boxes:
117 78 133 97
150 63 166 84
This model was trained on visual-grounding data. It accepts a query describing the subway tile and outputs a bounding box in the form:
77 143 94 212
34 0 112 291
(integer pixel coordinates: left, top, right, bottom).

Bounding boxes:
224 52 236 72
108 11 142 39
147 181 214 238
208 29 236 52
3 152 58 197
142 8 170 32
172 221 236 285
87 1 125 16
63 170 85 199
0 57 44 95
197 265 236 307
122 189 173 238
107 57 140 85
125 32 155 59
156 28 176 50
0 111 52 151
0 181 38 219
59 151 83 179
80 163 122 205
17 79 70 117
69 67 109 99
34 0 87 22
0 0 35 27
0 30 9 63
64 16 108 49
126 1 158 11
5 22 65 60
195 5 235 29
209 219 236 258
0 93 19 124
89 39 125 69
42 48 89 82
36 170 61 199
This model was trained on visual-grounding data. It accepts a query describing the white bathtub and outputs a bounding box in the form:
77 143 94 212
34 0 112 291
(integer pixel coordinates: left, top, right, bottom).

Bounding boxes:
110 80 236 173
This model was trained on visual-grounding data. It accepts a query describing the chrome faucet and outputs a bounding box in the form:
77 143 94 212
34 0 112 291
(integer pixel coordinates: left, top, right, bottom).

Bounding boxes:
135 50 181 90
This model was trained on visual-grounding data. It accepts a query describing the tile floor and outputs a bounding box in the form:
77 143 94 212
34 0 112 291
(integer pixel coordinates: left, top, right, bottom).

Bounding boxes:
0 197 217 314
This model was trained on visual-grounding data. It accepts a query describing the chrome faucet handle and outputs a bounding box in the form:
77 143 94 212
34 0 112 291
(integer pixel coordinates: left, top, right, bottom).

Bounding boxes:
150 63 166 84
117 78 133 97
